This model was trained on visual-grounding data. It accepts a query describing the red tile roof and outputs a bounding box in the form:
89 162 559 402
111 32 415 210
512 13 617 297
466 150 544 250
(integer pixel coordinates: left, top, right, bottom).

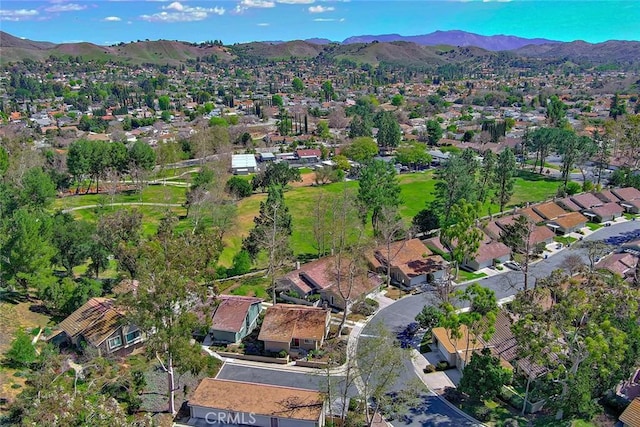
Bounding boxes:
613 187 640 202
532 202 567 220
570 193 603 209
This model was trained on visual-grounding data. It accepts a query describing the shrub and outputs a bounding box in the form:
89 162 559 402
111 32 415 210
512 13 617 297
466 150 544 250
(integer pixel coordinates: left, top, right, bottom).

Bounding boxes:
503 418 521 427
226 176 253 198
423 364 436 373
443 387 463 404
352 298 379 316
5 331 36 368
474 406 491 421
277 350 288 358
436 361 450 371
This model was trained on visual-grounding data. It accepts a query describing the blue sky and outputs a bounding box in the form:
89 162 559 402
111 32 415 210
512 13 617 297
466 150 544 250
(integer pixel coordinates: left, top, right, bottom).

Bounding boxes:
1 0 639 46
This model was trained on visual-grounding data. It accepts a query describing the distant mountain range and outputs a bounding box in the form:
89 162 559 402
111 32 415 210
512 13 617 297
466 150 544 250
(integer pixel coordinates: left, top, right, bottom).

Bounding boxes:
2 30 640 69
340 30 559 51
266 30 559 51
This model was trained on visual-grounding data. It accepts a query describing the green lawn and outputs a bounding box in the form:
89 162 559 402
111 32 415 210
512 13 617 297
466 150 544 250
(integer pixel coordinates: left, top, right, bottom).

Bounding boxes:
585 222 603 231
554 235 578 246
52 169 562 269
457 270 488 282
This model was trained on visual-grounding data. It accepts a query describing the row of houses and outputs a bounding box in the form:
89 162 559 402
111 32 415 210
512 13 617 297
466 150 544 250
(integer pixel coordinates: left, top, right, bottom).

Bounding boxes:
231 149 327 174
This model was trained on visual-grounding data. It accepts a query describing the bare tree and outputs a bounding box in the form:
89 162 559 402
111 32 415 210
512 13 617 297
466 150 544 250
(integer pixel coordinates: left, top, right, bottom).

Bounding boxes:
561 253 585 276
500 215 543 291
327 187 369 335
579 240 611 273
376 205 409 288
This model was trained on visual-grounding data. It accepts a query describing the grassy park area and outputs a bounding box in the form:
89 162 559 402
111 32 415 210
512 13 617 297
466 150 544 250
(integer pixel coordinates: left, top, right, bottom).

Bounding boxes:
53 169 563 268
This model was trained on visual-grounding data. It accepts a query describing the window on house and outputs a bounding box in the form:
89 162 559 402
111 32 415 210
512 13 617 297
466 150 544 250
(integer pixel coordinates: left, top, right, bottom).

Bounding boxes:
125 330 141 344
108 336 122 349
304 339 314 344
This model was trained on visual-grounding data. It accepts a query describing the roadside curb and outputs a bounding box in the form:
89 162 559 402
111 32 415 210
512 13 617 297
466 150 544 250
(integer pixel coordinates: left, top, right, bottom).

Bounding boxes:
410 349 487 427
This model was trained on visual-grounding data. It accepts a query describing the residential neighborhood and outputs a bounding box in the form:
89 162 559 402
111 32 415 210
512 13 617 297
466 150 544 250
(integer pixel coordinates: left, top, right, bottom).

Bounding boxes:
1 19 640 427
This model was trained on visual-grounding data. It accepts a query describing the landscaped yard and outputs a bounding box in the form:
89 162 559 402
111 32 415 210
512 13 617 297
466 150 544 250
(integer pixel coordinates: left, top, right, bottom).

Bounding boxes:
585 222 603 231
457 270 488 282
554 235 578 246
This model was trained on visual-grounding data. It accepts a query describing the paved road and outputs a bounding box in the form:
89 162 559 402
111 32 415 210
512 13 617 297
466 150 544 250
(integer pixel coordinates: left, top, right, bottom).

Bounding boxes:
360 219 640 427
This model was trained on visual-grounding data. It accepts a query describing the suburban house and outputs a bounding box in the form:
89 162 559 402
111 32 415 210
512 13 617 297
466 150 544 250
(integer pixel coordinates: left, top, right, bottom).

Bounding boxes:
594 189 621 204
556 197 583 212
187 378 326 427
485 215 555 249
295 148 322 163
546 211 588 235
596 252 639 281
612 187 640 214
258 305 330 354
208 295 263 344
584 202 625 222
369 238 447 288
52 297 144 357
518 207 545 224
532 201 568 221
462 235 511 271
431 325 484 370
277 256 382 311
612 187 640 203
620 398 640 427
231 154 257 175
570 192 603 210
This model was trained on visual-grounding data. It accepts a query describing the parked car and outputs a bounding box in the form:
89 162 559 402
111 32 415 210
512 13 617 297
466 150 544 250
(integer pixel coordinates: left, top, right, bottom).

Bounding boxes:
504 261 522 271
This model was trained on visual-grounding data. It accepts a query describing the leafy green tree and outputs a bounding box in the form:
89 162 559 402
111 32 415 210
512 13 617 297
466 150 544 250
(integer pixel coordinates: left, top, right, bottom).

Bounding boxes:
19 167 56 208
415 305 443 331
557 133 596 191
477 150 496 203
394 142 432 170
432 153 478 223
391 94 404 107
348 115 372 139
52 212 94 274
440 200 483 278
357 160 401 232
375 111 401 149
499 215 539 291
292 77 304 93
321 80 334 102
0 146 9 178
316 120 331 139
242 186 293 300
272 94 283 108
123 217 221 415
425 119 443 145
343 136 378 163
209 116 229 127
459 348 512 400
5 330 37 368
412 206 440 233
225 176 253 198
0 208 55 292
609 93 626 120
228 250 252 276
95 209 143 279
158 95 170 111
494 147 517 212
251 162 301 192
67 139 92 192
546 95 567 127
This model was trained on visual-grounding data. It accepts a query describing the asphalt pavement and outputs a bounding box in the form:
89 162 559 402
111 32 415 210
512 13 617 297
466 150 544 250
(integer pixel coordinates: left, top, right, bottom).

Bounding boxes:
359 218 640 427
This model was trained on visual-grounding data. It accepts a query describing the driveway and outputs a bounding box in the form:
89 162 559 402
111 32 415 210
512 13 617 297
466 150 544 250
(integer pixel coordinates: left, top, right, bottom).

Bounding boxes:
359 219 639 426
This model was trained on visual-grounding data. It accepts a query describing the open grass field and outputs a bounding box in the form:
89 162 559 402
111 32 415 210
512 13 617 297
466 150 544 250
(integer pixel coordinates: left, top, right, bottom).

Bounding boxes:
51 169 563 268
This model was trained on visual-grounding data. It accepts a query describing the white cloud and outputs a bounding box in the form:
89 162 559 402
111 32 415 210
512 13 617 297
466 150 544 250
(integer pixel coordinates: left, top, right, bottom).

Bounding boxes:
103 16 122 21
277 0 315 3
313 17 344 22
257 22 270 26
309 5 334 13
241 0 275 8
0 8 39 21
45 3 87 12
141 2 225 22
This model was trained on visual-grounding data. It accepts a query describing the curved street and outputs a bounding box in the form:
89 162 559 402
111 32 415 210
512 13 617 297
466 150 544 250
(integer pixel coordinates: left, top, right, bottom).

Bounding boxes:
360 218 640 427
